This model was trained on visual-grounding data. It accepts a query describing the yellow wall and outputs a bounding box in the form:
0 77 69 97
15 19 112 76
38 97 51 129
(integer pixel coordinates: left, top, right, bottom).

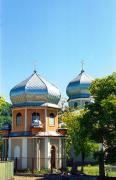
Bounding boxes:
12 109 25 132
12 107 59 132
47 109 58 131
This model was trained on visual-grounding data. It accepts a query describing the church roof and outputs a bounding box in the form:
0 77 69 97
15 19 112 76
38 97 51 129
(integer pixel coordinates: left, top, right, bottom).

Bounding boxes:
66 70 93 100
10 71 61 107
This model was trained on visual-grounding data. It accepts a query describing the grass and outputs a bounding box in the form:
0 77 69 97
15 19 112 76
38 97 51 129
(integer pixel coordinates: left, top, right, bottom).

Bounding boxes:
18 168 61 175
14 165 116 177
78 165 116 177
34 168 50 174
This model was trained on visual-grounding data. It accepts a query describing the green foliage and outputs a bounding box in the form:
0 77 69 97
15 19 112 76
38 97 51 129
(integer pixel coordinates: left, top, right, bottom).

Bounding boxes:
0 97 12 128
0 97 12 152
89 73 116 102
78 165 116 177
34 168 51 174
82 73 116 176
62 73 116 176
105 165 112 177
61 110 98 162
79 165 99 176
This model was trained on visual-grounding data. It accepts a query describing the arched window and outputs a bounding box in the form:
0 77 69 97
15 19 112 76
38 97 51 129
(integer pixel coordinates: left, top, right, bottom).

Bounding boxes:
16 113 22 126
49 113 55 126
32 112 40 127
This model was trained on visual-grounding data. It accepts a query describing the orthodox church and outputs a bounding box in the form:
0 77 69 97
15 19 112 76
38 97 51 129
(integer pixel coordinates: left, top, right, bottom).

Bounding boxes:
2 70 66 170
1 65 94 169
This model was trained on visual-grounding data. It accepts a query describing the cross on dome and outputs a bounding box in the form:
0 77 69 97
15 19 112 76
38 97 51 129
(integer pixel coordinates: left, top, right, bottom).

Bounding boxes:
33 60 38 73
81 60 85 72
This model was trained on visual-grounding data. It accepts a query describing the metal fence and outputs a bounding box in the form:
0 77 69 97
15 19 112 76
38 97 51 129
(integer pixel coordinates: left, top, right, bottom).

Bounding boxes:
0 157 66 174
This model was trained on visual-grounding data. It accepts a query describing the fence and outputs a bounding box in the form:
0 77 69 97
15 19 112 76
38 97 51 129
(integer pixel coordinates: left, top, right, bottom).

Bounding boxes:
0 160 14 180
6 157 66 174
1 157 92 175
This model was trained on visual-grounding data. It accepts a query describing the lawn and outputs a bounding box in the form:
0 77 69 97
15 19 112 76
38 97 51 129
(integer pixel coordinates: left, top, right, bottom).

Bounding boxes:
78 165 116 177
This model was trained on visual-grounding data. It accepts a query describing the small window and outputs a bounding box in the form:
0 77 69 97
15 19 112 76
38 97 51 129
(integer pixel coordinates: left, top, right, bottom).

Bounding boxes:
32 112 40 127
49 113 55 126
74 102 78 108
32 112 40 121
16 113 22 126
85 101 89 105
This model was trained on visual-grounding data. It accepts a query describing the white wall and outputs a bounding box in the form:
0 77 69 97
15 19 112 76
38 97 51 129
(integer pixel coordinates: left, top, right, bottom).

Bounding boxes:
22 138 27 169
8 139 11 159
44 137 51 169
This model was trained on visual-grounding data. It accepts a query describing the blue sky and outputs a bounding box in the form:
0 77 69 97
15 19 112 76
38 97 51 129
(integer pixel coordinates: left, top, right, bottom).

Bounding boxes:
1 0 116 102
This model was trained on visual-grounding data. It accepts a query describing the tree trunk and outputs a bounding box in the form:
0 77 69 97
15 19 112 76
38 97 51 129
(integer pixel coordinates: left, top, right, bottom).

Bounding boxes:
71 158 78 174
81 151 85 173
99 143 105 178
99 160 105 178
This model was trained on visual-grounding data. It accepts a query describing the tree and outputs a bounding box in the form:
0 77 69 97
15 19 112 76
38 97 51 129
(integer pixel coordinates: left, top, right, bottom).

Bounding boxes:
82 73 116 177
0 96 12 128
61 109 98 173
0 97 12 153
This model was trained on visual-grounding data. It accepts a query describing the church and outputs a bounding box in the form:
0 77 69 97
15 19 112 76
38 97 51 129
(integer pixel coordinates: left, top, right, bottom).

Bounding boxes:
2 65 93 170
2 70 66 170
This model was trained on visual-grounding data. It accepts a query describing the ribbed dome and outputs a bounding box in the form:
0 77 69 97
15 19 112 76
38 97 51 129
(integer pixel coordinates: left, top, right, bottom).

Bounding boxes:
66 70 93 100
10 71 61 107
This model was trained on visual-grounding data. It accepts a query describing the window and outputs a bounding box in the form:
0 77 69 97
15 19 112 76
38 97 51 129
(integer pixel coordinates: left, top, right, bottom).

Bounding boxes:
74 102 78 108
32 112 40 127
16 113 22 126
85 101 89 105
32 112 40 121
49 113 55 126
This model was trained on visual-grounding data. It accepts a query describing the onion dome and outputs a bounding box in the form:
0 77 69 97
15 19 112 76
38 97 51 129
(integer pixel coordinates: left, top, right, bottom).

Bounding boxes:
10 71 61 107
66 70 93 100
3 122 11 130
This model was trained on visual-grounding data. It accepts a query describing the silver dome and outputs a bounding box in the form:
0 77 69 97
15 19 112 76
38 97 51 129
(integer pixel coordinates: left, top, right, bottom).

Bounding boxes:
10 71 61 107
66 70 93 100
